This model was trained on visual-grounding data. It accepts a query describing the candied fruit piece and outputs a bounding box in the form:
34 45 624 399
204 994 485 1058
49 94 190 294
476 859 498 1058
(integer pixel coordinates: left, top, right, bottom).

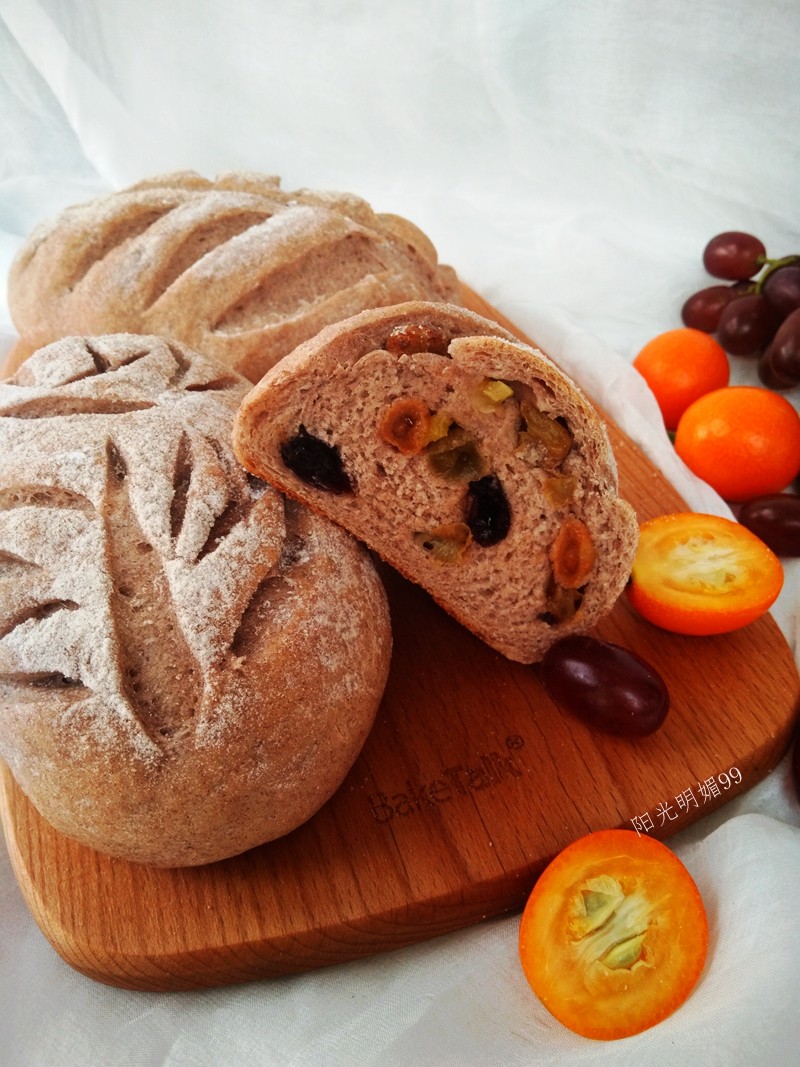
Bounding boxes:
413 522 473 563
427 411 452 443
280 425 353 494
471 377 514 413
543 475 578 507
539 579 584 624
378 397 432 455
426 425 486 482
518 402 573 467
550 518 595 588
385 323 450 356
465 474 511 547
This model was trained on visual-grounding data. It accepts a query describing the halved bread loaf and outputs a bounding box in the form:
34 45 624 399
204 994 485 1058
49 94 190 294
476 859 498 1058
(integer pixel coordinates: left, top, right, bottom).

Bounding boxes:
233 302 639 663
0 334 391 866
6 170 459 381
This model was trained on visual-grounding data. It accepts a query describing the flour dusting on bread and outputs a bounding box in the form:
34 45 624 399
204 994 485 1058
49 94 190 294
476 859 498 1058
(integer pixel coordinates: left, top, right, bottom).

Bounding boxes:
7 172 460 382
0 334 392 866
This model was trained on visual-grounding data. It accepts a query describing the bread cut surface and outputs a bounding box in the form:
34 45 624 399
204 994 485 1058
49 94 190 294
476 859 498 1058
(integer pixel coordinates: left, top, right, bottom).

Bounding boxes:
6 171 460 382
233 302 639 664
0 334 392 866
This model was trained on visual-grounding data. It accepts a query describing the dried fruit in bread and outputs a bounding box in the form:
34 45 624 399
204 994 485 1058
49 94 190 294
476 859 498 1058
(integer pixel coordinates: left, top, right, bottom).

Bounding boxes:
233 302 638 664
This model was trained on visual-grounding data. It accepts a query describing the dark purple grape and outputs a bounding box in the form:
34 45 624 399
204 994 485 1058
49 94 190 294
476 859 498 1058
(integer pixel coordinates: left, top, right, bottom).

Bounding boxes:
703 231 767 281
757 349 795 390
716 293 778 356
465 474 511 546
763 307 800 384
762 262 800 320
738 493 800 556
680 285 737 332
539 635 669 738
280 425 353 493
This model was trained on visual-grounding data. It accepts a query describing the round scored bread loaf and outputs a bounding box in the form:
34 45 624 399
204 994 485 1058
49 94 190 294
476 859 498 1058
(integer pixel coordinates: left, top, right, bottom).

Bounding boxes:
0 334 391 867
232 302 639 664
6 170 460 382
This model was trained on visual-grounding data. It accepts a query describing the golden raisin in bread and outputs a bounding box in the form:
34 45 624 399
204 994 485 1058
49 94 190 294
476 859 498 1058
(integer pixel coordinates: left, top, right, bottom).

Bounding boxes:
233 302 639 664
0 334 391 867
6 170 460 382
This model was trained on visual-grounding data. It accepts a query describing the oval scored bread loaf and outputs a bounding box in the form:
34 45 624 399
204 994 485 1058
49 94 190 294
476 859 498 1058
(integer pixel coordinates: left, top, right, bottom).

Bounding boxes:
232 301 639 664
6 171 460 382
0 334 391 867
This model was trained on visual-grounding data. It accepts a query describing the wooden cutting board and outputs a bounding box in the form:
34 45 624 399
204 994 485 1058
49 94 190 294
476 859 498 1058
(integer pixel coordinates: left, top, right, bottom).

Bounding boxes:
1 289 798 991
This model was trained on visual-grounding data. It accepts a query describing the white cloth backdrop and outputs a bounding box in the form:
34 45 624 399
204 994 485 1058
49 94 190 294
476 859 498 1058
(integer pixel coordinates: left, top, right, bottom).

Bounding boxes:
1 2 799 1064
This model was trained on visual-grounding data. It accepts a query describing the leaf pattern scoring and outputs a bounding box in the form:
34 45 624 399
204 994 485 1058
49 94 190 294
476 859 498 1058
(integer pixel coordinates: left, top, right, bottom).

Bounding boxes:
0 334 287 752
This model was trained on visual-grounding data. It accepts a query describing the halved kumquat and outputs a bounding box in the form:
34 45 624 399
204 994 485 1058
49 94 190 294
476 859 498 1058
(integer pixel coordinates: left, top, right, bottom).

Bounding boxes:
519 829 709 1041
626 512 783 635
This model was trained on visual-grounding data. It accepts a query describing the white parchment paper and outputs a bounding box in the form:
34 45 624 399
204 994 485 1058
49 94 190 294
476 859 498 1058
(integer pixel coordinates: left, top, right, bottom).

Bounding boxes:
1 2 799 1064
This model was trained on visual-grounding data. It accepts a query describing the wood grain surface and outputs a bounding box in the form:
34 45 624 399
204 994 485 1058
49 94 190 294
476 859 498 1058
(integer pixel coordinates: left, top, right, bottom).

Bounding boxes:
1 289 798 991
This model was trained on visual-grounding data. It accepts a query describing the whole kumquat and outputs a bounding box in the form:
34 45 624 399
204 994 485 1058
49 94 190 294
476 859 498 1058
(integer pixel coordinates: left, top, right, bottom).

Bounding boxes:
633 328 730 431
674 386 800 502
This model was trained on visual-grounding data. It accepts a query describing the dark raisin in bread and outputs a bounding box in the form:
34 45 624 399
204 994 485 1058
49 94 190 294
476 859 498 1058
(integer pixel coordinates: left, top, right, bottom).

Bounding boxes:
233 302 639 664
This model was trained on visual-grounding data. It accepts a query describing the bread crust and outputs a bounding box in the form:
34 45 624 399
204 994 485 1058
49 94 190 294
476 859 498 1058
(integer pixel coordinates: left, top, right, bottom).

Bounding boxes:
7 172 460 383
0 334 392 866
233 301 639 663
